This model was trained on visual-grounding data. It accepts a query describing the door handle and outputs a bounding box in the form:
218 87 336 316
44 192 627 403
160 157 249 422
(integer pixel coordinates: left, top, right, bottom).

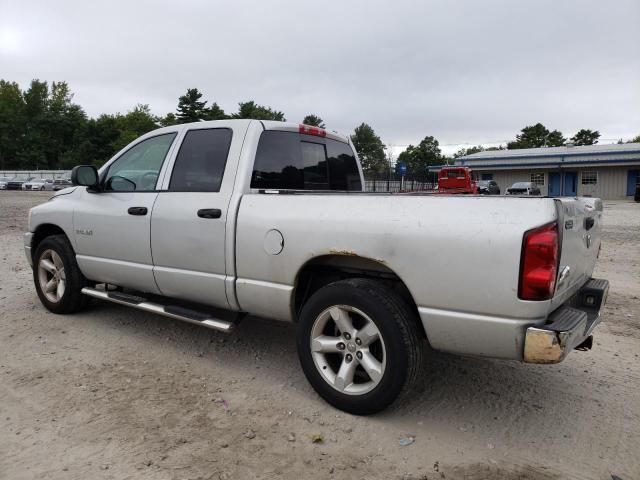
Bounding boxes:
127 207 148 216
197 208 222 219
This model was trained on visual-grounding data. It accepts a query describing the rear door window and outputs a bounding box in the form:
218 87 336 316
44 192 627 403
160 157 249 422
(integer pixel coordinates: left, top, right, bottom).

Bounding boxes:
169 128 232 192
251 131 361 191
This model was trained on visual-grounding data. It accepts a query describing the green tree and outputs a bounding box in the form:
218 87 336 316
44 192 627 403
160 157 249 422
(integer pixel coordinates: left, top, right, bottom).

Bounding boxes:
233 101 285 121
159 112 178 127
18 79 50 168
396 136 442 179
454 145 485 158
570 129 600 146
350 123 387 175
62 113 120 167
43 81 87 169
507 123 565 149
628 133 640 143
63 105 158 168
0 80 25 169
204 102 227 120
111 104 159 152
176 88 208 123
302 114 325 128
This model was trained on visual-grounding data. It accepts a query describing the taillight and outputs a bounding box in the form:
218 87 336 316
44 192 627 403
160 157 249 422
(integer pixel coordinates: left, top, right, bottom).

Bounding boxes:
518 222 559 301
299 124 326 137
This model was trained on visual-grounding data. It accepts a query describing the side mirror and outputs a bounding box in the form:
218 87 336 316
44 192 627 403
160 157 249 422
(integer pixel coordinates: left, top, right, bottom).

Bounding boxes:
71 165 100 191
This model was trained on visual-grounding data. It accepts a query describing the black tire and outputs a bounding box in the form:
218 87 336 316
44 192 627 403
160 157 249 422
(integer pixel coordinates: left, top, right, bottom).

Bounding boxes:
33 234 90 314
296 278 424 415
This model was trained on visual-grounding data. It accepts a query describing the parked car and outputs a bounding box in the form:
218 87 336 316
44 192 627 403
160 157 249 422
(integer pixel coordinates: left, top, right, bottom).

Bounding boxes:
23 178 54 191
53 178 73 191
506 182 541 195
20 177 37 190
24 120 608 415
0 176 12 190
7 178 26 190
477 180 501 195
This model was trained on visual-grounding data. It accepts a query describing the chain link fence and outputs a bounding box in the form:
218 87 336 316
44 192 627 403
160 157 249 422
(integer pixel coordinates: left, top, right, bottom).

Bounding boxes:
363 172 437 192
0 170 71 180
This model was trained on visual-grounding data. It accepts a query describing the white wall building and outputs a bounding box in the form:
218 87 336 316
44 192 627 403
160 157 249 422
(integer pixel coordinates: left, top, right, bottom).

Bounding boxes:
453 143 640 199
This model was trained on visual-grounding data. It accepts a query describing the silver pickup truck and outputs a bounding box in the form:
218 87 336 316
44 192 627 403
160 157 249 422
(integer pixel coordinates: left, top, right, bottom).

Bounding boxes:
25 120 608 414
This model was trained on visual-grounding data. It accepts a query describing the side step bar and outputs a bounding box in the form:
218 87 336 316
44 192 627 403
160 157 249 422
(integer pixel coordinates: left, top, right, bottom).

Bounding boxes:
81 287 235 333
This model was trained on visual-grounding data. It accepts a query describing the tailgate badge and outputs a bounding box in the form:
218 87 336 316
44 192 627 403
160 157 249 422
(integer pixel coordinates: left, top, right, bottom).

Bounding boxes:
564 219 574 230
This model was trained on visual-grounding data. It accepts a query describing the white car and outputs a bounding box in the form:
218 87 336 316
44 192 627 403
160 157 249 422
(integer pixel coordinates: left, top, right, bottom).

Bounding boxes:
20 178 36 190
506 182 541 196
0 176 12 190
23 178 54 191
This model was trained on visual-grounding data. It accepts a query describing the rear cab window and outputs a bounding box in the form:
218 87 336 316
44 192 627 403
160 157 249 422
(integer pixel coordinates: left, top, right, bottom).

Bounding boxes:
251 131 362 191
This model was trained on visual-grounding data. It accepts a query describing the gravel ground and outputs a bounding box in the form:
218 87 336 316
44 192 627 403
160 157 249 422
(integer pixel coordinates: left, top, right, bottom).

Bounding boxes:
1 192 639 480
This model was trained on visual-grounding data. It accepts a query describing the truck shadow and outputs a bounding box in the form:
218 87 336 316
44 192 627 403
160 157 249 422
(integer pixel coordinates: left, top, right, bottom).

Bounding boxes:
84 301 603 445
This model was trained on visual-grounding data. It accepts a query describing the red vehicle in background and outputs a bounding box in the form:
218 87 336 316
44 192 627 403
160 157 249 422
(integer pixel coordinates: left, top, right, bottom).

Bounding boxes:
437 166 479 194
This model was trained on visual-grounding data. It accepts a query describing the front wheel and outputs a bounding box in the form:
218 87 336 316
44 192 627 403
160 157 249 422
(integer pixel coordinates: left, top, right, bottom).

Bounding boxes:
33 235 90 314
296 278 424 415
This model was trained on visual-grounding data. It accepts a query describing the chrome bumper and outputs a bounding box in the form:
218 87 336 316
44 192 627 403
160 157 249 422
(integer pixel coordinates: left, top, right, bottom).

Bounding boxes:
24 232 33 267
524 278 609 364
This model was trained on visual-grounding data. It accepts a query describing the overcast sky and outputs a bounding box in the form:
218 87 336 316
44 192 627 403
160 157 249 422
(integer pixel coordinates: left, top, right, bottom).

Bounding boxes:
1 0 639 156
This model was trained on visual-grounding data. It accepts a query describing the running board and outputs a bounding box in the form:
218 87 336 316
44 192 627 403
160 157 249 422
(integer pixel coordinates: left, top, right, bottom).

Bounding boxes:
81 287 235 333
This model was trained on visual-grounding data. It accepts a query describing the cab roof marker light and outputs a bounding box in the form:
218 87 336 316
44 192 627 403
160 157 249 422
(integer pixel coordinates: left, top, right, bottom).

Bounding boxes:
299 124 327 138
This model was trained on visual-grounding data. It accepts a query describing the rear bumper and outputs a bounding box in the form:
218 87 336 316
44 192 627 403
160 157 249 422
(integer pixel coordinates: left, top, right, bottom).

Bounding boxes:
524 278 609 364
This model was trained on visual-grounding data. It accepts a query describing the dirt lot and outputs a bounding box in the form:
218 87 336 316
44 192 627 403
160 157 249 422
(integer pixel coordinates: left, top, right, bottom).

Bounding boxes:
1 192 639 480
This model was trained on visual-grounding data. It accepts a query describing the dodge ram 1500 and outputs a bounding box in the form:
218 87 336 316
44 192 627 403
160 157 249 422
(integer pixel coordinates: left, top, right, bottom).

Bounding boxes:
25 120 608 414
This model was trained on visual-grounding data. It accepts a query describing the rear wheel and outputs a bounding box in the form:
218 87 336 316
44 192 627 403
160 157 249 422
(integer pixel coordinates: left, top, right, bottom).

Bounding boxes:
297 278 423 415
33 235 90 314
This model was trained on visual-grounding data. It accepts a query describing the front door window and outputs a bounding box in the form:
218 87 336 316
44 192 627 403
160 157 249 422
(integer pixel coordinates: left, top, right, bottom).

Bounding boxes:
103 133 177 191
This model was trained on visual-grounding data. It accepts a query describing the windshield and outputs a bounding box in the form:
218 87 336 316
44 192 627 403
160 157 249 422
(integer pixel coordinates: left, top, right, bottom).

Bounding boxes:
511 182 529 189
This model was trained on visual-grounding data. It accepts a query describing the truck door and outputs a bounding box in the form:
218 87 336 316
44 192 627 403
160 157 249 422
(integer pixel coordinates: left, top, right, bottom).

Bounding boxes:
73 132 179 293
150 123 246 309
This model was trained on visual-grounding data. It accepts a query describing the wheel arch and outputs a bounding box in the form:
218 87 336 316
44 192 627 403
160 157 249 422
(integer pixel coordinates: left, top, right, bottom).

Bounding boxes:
292 254 427 339
31 224 71 261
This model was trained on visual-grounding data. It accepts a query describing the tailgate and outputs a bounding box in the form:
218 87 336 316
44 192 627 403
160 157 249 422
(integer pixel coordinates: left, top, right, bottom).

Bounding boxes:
550 197 603 309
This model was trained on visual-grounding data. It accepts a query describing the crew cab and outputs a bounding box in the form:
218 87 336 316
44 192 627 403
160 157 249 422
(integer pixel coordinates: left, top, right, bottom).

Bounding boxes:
24 120 608 414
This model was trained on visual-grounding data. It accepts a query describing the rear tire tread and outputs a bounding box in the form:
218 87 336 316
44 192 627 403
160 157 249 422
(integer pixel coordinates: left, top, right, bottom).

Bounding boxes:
297 278 424 415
